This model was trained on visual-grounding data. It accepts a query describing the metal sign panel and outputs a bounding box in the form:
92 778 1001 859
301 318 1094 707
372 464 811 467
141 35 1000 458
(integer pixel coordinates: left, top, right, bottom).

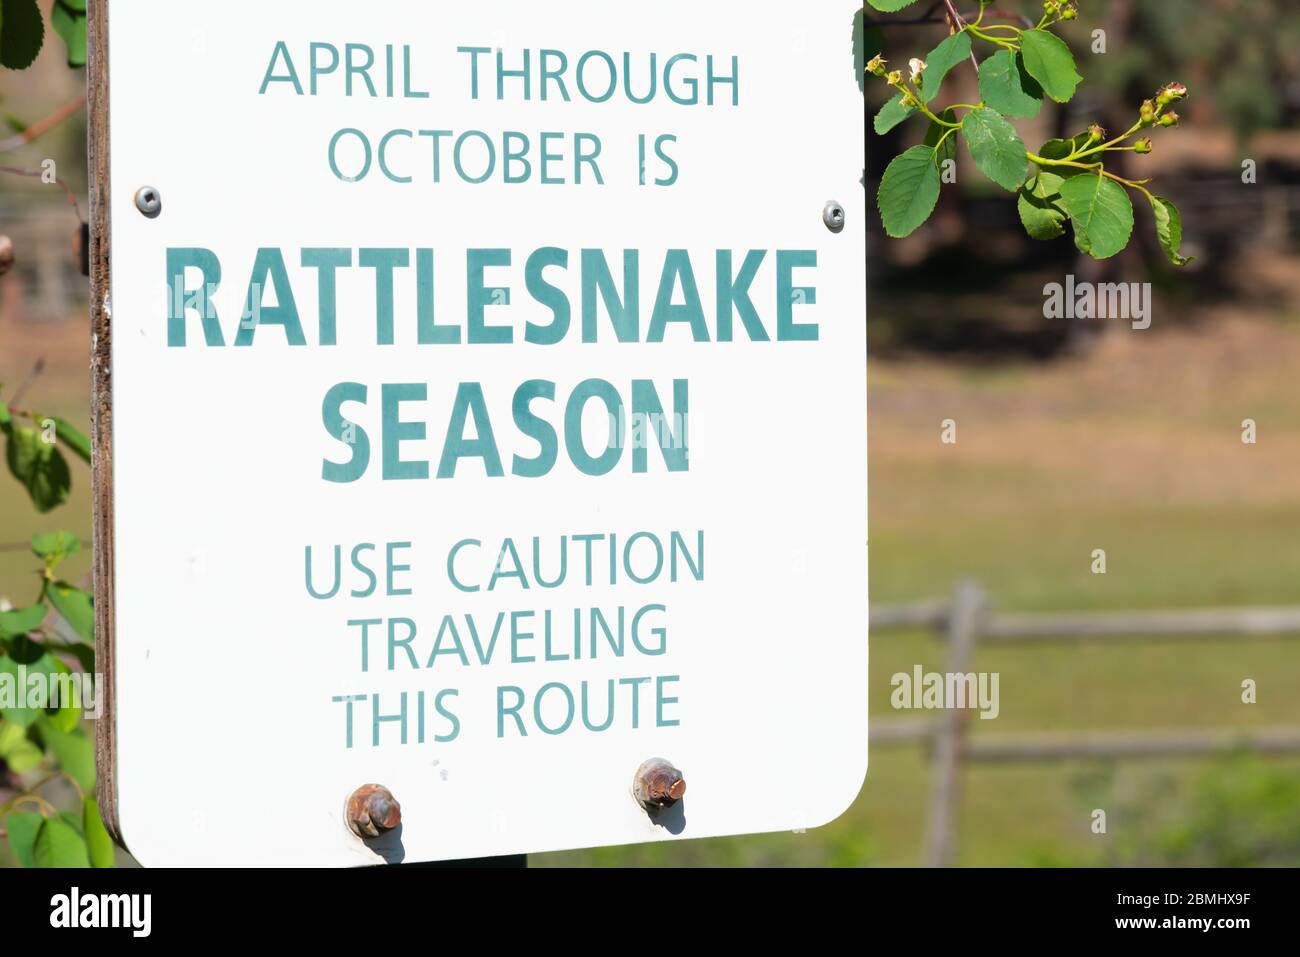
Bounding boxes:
93 0 867 865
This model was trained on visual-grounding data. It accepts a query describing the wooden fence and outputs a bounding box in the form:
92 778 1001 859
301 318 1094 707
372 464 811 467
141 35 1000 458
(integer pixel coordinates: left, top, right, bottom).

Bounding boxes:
869 583 1300 867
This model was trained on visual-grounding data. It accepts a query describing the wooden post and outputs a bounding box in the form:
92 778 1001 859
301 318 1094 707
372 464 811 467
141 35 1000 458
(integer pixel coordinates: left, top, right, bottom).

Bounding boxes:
923 581 984 868
86 0 121 842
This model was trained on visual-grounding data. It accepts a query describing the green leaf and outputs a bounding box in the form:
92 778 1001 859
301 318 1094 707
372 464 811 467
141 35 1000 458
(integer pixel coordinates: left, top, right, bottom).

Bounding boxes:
49 0 85 68
64 640 95 673
874 92 917 135
44 656 80 732
867 0 922 11
961 107 1028 192
0 0 44 70
877 145 942 239
1037 134 1094 161
925 109 958 165
5 811 43 867
84 795 115 867
38 719 94 790
0 602 46 639
1148 194 1193 267
49 416 90 464
34 816 90 867
0 718 24 752
32 530 80 569
47 579 92 642
0 718 43 771
1018 171 1068 240
2 735 43 771
0 653 55 726
978 50 1043 119
920 31 972 103
5 426 72 513
1058 174 1135 259
6 632 46 664
1019 29 1082 104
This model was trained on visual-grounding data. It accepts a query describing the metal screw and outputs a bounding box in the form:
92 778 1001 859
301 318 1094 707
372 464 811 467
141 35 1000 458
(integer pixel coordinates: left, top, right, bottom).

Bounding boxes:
134 186 162 219
633 758 686 812
823 200 845 233
346 784 401 839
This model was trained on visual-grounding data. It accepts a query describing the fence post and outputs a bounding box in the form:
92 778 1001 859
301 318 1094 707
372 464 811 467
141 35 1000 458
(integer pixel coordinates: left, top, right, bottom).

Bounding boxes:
924 581 985 868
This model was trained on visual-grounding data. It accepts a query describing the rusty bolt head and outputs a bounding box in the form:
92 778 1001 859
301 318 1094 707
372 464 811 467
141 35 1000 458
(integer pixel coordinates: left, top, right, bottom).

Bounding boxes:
633 758 686 811
346 784 401 839
0 235 14 277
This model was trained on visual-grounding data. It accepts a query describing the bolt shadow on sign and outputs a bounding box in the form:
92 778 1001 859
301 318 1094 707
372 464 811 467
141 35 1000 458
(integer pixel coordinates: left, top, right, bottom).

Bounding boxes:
92 0 867 866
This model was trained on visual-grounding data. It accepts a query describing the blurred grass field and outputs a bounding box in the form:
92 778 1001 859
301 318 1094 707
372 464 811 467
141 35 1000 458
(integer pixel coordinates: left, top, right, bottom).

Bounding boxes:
5 298 1300 867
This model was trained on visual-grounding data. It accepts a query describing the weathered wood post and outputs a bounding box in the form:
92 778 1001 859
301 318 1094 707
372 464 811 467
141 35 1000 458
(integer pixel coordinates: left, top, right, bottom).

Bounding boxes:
923 581 985 868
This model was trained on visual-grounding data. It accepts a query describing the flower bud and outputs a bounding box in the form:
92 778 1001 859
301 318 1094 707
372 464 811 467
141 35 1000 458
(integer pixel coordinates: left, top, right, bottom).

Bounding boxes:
1159 111 1180 127
909 58 927 84
1157 82 1188 106
867 54 888 77
1134 138 1153 154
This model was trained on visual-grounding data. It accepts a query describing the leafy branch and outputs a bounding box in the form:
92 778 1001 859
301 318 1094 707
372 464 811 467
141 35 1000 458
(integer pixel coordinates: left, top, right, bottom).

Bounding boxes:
0 524 103 867
867 0 1193 266
0 384 103 867
0 0 109 870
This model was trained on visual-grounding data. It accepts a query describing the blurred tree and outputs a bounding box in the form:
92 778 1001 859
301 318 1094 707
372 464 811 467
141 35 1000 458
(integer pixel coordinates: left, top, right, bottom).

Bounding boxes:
1083 0 1300 139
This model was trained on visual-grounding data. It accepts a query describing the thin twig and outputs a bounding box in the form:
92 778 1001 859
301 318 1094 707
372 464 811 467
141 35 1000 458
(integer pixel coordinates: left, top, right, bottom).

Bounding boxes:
0 793 57 818
879 8 1034 29
8 358 46 408
1 404 41 421
0 166 85 224
941 0 982 75
0 95 85 154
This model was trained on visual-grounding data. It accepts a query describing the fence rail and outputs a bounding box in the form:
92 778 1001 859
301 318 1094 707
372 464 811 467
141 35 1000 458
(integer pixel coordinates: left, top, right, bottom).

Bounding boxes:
869 584 1300 867
872 601 1300 641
